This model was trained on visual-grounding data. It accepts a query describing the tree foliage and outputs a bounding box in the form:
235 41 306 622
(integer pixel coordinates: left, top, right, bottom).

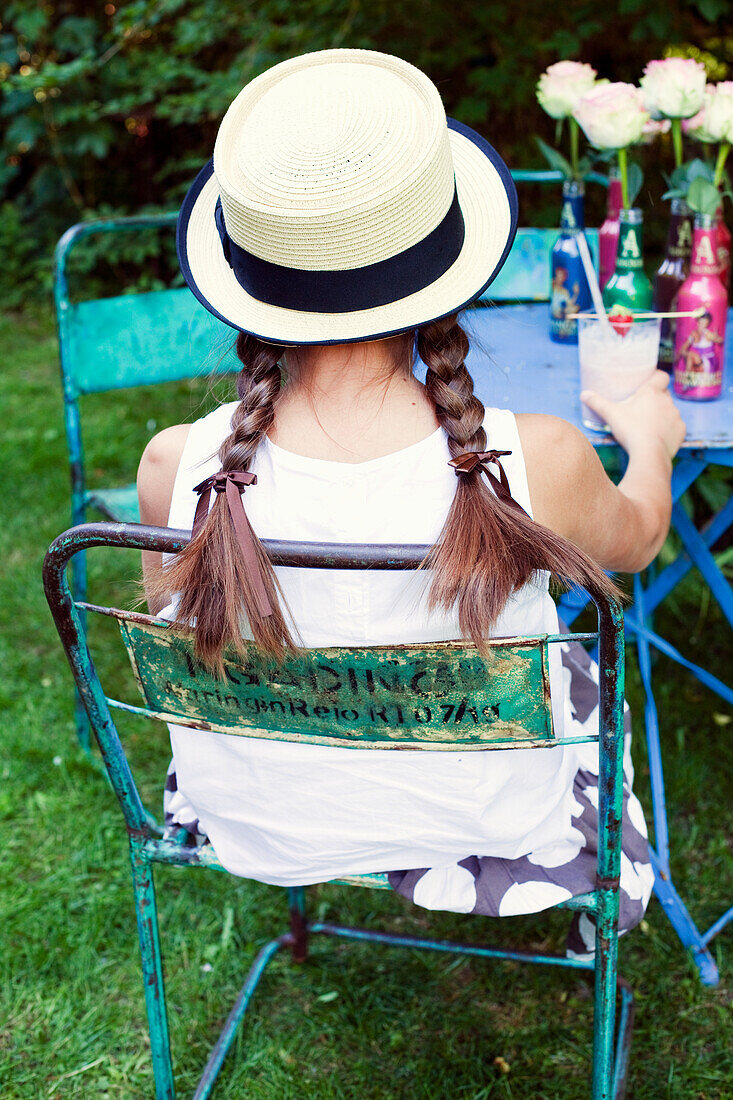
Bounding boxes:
1 0 731 304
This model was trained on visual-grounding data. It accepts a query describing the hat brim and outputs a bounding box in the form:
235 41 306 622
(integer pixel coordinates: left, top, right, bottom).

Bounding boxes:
177 119 518 346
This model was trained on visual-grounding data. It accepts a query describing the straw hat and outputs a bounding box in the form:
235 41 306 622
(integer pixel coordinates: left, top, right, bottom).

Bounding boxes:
177 49 517 345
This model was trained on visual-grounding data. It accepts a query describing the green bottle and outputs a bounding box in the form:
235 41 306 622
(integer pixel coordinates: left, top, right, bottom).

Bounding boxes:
602 207 654 313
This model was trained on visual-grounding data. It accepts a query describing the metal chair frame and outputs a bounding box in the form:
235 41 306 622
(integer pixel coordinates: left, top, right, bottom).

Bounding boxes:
560 449 733 986
44 521 634 1100
53 215 240 749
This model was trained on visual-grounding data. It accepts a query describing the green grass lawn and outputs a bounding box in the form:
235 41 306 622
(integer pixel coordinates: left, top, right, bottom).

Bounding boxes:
1 306 731 1099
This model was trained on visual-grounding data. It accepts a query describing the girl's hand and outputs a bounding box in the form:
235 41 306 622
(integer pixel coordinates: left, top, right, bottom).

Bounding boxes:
581 371 686 461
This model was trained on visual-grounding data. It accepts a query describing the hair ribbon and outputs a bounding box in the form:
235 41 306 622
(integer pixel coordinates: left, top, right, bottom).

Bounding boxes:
192 470 273 618
449 450 529 516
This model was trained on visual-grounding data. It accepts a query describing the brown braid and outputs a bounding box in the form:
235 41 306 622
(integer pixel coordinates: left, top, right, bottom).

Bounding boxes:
419 314 620 648
156 333 297 673
420 317 485 456
219 333 282 471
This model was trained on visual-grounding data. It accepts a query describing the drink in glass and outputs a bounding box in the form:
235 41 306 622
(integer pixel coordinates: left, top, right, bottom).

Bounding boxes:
578 316 661 431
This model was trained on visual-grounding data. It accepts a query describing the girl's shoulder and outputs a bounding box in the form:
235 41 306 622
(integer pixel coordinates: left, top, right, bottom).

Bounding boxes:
137 424 192 528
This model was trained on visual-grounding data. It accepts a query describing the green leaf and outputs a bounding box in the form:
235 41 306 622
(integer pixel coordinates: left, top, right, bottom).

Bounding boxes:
687 176 721 217
687 158 714 183
8 7 48 41
534 136 572 180
576 156 591 179
669 164 691 190
5 114 44 151
694 0 729 22
55 16 99 55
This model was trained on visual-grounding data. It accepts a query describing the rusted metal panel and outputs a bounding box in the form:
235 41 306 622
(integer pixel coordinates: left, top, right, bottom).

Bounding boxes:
116 617 555 748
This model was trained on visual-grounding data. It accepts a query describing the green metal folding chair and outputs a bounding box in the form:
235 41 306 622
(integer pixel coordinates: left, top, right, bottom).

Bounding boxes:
53 216 240 749
44 521 634 1100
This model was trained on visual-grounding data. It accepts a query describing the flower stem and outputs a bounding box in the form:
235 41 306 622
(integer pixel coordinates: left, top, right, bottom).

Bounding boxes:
671 117 683 170
569 117 579 180
618 147 629 209
713 141 730 189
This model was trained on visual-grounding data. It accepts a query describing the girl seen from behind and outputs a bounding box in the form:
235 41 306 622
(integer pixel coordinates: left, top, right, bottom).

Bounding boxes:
138 50 684 947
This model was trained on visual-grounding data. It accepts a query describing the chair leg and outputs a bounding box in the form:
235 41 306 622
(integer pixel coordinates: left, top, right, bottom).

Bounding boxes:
591 890 620 1100
130 842 175 1100
287 886 309 962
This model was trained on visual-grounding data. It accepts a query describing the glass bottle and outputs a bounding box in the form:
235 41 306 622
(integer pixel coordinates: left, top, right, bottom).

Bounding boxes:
715 206 731 296
599 168 622 291
653 199 692 372
602 207 654 313
549 180 592 345
673 213 727 400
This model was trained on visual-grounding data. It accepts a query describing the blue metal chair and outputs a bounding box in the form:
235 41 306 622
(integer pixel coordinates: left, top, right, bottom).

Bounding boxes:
54 216 240 750
44 521 634 1100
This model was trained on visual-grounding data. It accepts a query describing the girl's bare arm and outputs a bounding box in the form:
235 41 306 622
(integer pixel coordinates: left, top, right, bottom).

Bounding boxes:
518 371 686 573
137 424 190 613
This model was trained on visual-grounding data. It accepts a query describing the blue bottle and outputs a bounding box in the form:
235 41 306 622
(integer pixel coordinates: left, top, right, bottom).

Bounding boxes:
550 180 592 344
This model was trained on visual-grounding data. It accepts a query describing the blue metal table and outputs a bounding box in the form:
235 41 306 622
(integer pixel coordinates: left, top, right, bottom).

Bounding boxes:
462 302 733 986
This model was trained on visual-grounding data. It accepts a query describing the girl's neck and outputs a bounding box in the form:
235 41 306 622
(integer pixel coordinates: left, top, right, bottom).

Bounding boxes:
269 339 439 463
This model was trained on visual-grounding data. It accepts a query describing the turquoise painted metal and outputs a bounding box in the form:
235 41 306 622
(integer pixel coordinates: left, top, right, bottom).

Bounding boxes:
53 216 240 749
44 522 633 1100
480 226 600 303
484 169 606 304
117 613 555 746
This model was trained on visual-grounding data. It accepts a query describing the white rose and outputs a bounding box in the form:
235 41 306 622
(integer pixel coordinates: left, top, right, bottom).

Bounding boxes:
682 86 718 143
705 81 733 143
640 58 707 119
537 61 597 119
574 83 649 150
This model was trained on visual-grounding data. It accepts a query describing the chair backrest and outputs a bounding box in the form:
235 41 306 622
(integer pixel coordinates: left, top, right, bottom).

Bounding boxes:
54 217 241 531
43 523 624 845
54 217 238 400
486 169 607 302
106 608 557 749
482 227 600 303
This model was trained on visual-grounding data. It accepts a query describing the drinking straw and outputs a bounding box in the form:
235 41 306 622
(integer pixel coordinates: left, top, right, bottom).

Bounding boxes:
576 231 612 336
578 308 705 320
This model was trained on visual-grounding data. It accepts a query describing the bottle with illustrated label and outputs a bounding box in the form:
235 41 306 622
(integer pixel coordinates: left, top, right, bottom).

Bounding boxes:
653 199 692 372
602 207 653 314
715 205 731 295
599 168 622 291
673 213 727 401
549 180 593 345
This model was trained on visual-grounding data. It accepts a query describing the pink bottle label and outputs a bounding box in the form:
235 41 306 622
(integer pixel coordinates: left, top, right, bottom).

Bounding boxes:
599 224 619 291
673 301 726 399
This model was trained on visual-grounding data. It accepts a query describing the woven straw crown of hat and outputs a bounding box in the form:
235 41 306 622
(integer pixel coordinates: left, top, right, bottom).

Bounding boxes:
178 49 517 344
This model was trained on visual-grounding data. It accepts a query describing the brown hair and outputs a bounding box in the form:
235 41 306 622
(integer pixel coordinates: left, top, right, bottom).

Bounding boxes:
158 317 618 671
156 332 294 671
418 315 619 642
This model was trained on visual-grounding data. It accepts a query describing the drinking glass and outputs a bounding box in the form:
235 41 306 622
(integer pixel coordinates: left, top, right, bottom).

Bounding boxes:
578 316 662 431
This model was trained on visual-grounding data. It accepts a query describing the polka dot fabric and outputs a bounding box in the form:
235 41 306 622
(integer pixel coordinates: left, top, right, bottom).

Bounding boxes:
387 636 654 943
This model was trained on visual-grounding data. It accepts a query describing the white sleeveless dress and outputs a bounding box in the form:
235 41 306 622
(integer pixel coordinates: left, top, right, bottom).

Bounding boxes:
162 401 653 934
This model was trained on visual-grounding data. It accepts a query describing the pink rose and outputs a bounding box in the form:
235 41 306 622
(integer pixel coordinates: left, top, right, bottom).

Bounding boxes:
574 83 649 149
682 86 718 142
536 61 597 119
705 81 733 143
640 58 707 119
641 117 671 144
